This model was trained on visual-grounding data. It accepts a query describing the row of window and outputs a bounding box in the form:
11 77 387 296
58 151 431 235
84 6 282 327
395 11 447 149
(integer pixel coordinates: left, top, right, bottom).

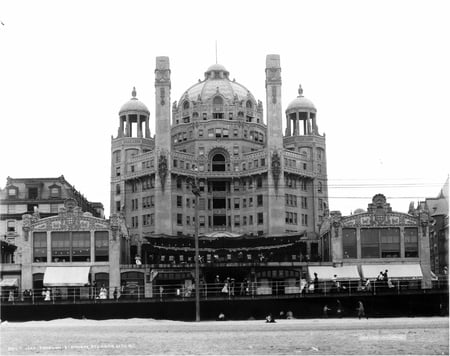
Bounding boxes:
6 185 61 199
33 231 109 262
285 212 309 226
342 227 419 259
176 195 264 209
172 127 265 143
175 213 265 227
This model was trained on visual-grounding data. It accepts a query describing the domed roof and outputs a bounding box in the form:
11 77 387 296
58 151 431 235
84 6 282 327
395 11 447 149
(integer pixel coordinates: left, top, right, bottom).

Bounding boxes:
286 85 316 112
119 87 150 115
180 64 255 105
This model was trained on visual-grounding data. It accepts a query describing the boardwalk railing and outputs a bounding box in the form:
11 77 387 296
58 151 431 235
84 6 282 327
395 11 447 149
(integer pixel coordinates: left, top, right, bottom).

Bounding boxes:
1 278 448 305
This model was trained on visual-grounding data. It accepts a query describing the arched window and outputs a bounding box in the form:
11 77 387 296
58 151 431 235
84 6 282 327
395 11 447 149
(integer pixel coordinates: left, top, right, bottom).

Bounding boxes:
246 100 253 109
212 154 226 171
213 96 223 105
183 101 190 110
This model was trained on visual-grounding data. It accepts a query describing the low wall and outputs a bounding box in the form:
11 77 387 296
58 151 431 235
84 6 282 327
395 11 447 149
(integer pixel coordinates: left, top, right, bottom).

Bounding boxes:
1 292 448 322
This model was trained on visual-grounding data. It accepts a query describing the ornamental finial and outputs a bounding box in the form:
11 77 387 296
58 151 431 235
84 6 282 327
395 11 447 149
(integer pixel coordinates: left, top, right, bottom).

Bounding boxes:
298 84 303 96
132 87 137 98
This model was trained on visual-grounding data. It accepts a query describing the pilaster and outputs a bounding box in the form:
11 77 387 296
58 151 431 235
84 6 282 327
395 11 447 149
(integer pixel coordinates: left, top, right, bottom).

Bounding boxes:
154 56 173 235
265 54 285 235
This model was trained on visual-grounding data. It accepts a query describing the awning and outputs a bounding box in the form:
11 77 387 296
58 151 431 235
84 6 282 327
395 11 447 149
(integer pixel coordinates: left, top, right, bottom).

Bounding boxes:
361 264 423 280
43 267 91 287
308 266 360 280
0 278 19 287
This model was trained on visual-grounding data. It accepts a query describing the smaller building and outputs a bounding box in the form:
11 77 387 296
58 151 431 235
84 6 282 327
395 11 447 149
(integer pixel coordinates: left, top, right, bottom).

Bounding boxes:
16 198 127 299
0 176 104 265
322 194 432 288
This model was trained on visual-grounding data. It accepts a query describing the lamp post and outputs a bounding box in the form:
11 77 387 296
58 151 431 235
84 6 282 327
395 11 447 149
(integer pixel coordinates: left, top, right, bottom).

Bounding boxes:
189 177 201 322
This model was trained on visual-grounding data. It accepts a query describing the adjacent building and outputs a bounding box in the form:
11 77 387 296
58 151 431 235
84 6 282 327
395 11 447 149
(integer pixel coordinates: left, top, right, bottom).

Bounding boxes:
321 194 432 288
0 176 104 265
2 198 127 299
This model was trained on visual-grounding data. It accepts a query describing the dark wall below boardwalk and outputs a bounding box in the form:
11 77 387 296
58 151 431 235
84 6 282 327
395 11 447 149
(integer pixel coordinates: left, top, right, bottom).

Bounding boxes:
1 292 448 322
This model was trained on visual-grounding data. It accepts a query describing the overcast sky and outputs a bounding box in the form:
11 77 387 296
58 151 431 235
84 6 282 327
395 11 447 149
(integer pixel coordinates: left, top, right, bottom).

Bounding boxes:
1 0 448 217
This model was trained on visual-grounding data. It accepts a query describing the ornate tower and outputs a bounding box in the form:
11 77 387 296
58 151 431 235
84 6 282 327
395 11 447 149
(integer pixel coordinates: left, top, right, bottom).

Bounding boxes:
265 54 285 235
154 56 173 235
285 85 328 239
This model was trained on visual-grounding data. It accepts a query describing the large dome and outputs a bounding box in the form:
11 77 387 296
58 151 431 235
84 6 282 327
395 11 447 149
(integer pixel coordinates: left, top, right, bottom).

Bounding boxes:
286 85 316 113
119 87 150 115
180 64 255 104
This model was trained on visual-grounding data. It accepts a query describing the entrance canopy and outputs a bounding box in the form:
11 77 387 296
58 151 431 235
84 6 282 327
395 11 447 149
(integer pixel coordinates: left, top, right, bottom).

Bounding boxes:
308 266 360 281
150 270 194 282
361 264 423 280
43 267 91 287
0 278 19 287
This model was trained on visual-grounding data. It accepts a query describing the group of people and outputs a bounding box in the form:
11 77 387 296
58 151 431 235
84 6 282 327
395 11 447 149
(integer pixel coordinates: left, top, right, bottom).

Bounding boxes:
377 269 394 288
323 299 368 319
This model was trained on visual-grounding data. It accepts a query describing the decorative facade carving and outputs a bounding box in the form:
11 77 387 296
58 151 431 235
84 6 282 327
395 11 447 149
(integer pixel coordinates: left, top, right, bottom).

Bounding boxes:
271 150 281 189
158 153 168 189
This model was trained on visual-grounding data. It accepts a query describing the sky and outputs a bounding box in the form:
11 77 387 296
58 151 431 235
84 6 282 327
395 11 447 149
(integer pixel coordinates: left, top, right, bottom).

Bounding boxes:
0 0 449 217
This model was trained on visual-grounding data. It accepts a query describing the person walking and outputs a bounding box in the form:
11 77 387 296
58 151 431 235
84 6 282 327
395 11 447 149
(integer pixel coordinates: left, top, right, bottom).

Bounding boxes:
313 272 319 294
357 301 368 319
336 299 343 318
322 305 331 318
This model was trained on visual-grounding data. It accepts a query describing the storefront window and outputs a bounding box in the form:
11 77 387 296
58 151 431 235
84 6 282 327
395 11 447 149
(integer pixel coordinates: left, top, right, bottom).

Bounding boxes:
342 228 357 258
33 232 47 262
404 227 419 257
95 231 109 262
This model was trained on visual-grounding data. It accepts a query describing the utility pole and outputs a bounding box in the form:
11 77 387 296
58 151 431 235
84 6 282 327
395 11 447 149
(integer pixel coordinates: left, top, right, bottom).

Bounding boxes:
190 177 201 322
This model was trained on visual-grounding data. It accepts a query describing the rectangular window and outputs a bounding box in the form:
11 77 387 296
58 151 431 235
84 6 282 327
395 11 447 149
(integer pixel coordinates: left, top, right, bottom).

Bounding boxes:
233 129 238 137
177 195 183 208
249 215 254 225
234 198 240 209
342 228 357 258
249 197 253 207
257 177 262 188
301 197 308 209
95 231 109 262
116 167 121 176
404 227 419 257
199 216 205 227
199 129 204 137
257 195 263 207
177 213 183 225
33 232 47 262
243 199 247 208
361 229 380 258
234 215 240 226
257 212 264 225
7 220 15 232
51 231 71 262
380 228 400 258
243 216 247 225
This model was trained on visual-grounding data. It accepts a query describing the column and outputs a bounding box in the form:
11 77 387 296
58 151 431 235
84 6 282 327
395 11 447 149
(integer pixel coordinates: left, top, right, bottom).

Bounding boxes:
286 114 291 136
126 116 130 137
265 54 285 235
400 227 405 258
356 228 361 259
154 56 173 235
137 117 143 138
295 112 300 136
